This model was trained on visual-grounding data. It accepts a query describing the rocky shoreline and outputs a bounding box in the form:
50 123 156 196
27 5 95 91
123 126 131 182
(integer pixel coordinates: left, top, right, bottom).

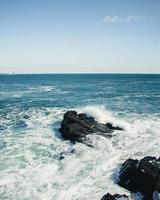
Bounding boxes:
59 111 160 200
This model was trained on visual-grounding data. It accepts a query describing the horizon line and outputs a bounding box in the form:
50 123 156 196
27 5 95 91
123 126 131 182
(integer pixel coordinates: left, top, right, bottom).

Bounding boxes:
0 72 160 75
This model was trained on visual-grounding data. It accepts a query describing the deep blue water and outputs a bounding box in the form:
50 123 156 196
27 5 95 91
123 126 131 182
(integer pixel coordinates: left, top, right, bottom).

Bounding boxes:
0 74 160 113
0 74 160 200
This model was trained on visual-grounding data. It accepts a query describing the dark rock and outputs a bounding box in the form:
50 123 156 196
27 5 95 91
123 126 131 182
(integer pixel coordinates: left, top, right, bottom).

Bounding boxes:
118 156 160 199
106 123 123 131
59 155 65 160
58 148 75 160
101 193 128 200
70 149 75 154
23 115 30 119
59 111 123 142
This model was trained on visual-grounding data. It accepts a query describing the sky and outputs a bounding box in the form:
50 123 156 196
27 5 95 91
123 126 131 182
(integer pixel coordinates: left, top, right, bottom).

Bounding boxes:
0 0 160 73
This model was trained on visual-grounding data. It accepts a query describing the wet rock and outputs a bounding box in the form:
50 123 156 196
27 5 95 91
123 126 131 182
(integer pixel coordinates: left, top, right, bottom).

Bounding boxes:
118 156 160 199
106 123 123 131
101 193 129 200
59 111 123 142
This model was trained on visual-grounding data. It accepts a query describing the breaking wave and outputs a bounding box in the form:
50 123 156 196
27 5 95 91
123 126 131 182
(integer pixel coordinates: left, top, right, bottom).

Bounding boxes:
0 105 160 200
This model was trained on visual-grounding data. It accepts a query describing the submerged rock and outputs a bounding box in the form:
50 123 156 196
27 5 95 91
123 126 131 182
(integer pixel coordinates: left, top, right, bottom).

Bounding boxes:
59 110 123 142
58 149 75 160
118 156 160 199
101 193 129 200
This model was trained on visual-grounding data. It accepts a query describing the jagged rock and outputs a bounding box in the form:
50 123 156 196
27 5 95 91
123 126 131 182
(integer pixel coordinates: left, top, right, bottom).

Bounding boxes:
118 156 160 199
59 111 123 142
101 193 129 200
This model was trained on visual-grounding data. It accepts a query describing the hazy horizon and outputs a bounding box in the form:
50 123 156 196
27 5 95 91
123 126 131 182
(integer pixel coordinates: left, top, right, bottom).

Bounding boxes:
0 72 160 75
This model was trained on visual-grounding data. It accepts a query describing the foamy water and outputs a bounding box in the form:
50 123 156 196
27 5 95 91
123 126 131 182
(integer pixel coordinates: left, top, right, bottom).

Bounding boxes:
0 105 160 200
0 74 159 200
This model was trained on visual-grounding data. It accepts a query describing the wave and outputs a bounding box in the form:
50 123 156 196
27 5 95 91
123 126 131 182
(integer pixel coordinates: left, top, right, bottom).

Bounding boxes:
0 105 160 199
79 105 160 136
78 105 129 130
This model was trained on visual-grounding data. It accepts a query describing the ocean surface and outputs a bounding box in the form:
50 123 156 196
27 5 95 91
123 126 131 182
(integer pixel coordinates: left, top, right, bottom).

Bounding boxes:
0 74 160 200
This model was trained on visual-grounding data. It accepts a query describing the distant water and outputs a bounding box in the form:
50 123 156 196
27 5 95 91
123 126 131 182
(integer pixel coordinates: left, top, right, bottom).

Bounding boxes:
0 74 160 200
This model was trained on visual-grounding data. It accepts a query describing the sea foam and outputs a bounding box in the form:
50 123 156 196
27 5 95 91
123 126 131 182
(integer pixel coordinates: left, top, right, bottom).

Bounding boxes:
0 105 160 199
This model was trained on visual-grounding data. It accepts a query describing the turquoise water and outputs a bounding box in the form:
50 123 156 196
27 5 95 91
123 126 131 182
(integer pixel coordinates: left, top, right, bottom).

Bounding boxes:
0 74 160 113
0 74 160 200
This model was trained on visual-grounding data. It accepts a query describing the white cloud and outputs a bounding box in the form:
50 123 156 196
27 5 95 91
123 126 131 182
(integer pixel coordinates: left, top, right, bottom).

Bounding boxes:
98 15 147 24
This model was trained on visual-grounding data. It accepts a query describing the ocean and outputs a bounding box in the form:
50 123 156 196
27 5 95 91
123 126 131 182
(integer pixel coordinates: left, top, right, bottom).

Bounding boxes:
0 74 160 200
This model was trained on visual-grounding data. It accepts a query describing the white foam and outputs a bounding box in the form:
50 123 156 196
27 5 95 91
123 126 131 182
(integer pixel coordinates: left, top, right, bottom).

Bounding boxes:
79 105 130 130
36 86 56 92
0 106 160 200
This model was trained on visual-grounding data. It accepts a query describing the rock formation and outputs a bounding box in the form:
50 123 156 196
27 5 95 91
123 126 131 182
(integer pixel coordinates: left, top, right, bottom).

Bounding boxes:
118 156 160 199
101 193 128 200
59 110 123 142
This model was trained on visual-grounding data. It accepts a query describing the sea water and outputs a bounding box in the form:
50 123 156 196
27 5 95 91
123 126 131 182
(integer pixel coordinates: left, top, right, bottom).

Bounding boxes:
0 74 160 200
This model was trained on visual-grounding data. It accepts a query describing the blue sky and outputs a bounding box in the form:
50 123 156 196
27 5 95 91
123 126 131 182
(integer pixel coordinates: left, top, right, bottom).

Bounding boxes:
0 0 160 73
